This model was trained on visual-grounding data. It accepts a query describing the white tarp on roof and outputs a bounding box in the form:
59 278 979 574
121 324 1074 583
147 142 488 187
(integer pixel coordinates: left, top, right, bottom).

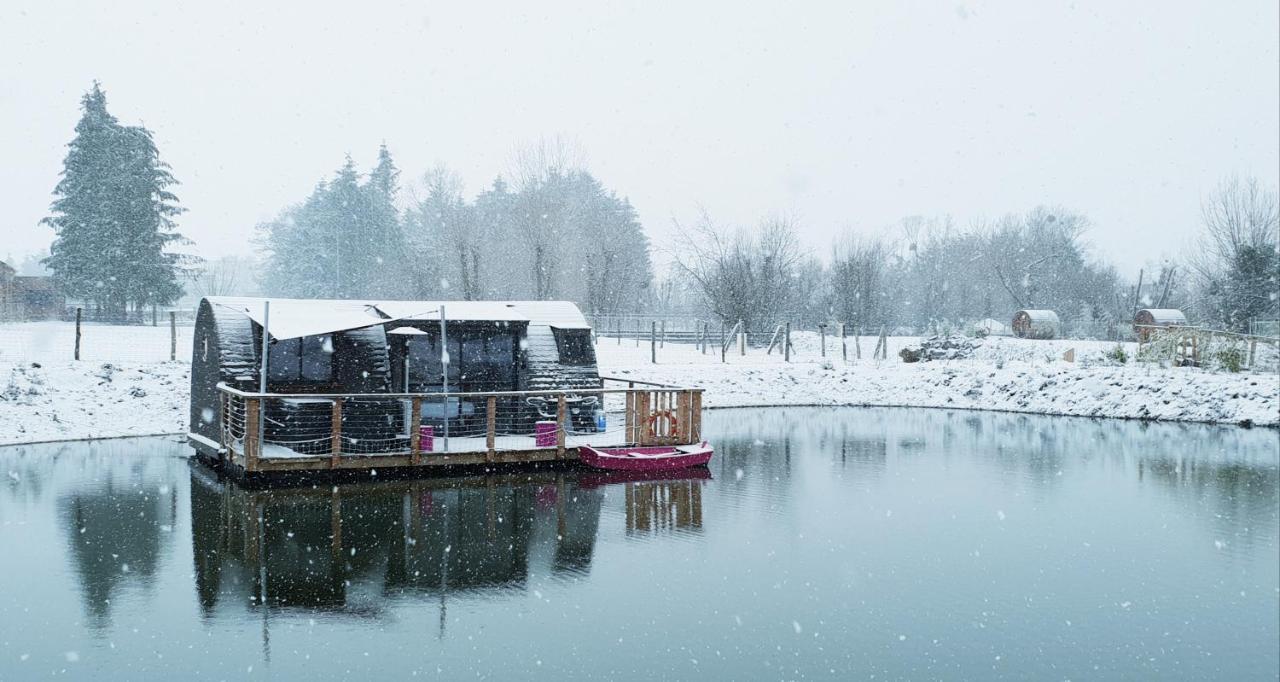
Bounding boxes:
505 301 591 329
207 297 398 341
374 300 528 322
1137 309 1187 325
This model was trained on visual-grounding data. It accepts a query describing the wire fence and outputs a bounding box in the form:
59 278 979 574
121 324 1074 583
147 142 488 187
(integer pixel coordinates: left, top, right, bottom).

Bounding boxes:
0 318 195 364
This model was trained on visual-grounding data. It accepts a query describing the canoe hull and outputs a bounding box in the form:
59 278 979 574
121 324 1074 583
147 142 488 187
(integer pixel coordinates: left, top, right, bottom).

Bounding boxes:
578 443 713 472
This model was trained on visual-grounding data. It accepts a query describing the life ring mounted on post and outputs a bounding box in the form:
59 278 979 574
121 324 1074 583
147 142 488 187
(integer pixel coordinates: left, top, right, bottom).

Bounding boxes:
647 409 679 438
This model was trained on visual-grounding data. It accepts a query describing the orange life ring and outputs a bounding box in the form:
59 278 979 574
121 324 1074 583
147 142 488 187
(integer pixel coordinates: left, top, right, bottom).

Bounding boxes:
647 409 678 436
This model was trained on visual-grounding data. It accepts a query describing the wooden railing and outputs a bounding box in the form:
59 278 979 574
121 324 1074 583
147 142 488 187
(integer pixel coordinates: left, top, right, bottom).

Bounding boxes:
215 379 704 473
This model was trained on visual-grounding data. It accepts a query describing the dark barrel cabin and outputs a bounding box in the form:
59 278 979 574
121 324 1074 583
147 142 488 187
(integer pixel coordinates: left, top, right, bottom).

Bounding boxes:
188 297 603 459
1132 308 1187 341
1011 309 1061 339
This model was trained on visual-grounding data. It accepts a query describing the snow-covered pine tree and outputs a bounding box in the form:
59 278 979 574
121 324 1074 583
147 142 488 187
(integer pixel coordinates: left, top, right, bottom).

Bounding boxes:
42 83 187 321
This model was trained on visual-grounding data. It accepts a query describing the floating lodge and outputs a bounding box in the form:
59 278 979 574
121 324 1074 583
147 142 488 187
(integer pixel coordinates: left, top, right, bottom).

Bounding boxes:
188 297 704 479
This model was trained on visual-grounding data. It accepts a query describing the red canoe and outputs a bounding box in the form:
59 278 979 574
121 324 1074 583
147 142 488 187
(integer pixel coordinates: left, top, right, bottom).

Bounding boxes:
578 442 714 471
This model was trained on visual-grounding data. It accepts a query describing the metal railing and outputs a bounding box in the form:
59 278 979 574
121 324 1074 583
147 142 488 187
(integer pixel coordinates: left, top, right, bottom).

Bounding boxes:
215 378 704 473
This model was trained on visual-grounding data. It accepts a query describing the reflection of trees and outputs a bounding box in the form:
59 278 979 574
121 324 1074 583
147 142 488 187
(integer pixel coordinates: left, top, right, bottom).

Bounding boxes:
624 481 704 535
59 462 179 631
189 466 604 630
1139 455 1280 554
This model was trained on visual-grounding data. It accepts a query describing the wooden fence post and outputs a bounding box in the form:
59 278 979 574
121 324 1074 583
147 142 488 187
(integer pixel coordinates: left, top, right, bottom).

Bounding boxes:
720 322 726 363
169 311 177 361
74 307 82 361
660 320 666 348
410 397 422 465
556 394 567 459
651 321 657 363
819 324 826 357
330 398 343 468
839 323 847 362
855 327 862 360
784 322 791 362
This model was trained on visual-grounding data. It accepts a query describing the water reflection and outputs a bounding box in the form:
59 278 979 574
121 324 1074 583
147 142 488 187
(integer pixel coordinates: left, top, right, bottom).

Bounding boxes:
189 466 613 622
0 409 1274 679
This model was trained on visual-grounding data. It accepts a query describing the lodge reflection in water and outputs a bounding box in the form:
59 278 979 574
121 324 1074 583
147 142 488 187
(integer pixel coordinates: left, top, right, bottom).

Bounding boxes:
189 465 612 620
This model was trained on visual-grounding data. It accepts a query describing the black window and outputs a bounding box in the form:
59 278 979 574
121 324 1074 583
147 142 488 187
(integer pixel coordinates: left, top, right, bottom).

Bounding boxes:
552 328 595 365
268 334 334 383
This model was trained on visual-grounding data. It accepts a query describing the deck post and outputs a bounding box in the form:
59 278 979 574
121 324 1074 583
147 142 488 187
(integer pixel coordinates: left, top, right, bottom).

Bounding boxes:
625 384 635 444
244 397 260 473
556 394 567 459
691 390 702 442
410 397 422 465
486 396 497 462
330 398 343 468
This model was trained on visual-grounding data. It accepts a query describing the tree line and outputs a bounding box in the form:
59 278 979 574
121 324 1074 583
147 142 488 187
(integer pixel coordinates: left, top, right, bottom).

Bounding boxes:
256 140 654 315
38 84 1277 336
672 183 1278 337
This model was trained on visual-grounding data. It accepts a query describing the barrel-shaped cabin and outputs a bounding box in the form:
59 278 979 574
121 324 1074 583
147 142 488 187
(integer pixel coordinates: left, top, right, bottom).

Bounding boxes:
1011 309 1060 339
187 297 602 459
1133 308 1187 341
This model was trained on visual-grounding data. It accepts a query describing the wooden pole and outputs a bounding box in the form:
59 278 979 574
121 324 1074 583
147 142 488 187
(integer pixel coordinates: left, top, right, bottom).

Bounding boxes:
486 396 497 462
650 321 657 363
625 383 635 444
839 323 847 362
784 323 791 362
152 304 157 327
330 398 343 468
244 397 260 473
556 394 567 459
660 320 666 348
819 324 826 357
410 396 422 465
74 307 82 360
855 327 862 360
169 311 177 361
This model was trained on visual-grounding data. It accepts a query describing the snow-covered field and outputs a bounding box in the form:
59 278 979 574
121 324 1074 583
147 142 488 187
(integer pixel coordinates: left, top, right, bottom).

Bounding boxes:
1 329 1276 446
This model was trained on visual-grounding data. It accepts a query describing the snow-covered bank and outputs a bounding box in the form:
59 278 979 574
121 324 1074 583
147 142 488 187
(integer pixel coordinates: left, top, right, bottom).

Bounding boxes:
1 335 1276 447
1 361 189 445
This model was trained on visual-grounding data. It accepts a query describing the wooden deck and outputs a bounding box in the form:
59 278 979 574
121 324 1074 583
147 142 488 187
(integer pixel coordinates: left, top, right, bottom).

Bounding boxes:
195 378 704 480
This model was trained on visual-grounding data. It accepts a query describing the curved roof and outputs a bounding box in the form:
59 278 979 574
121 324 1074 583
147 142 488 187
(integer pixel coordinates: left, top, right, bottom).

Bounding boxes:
1015 309 1060 323
201 297 588 340
1136 309 1187 324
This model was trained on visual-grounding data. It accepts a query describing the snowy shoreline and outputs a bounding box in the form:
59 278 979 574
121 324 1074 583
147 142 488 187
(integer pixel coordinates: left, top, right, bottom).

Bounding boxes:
2 334 1277 447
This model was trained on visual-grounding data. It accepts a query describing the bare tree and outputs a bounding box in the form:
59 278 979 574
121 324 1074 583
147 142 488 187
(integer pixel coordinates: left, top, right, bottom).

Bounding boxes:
1188 176 1280 329
673 212 808 331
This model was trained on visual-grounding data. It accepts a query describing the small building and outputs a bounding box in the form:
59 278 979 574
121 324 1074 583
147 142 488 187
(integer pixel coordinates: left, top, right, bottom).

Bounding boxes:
1133 308 1187 341
1011 309 1060 339
0 261 64 321
188 297 604 460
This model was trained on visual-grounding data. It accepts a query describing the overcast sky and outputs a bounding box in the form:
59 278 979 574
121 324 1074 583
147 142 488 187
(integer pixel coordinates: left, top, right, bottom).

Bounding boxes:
2 0 1277 276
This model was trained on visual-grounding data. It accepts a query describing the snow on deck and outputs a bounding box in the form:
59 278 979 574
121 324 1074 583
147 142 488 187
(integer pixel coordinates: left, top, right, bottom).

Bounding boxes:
1 329 1277 446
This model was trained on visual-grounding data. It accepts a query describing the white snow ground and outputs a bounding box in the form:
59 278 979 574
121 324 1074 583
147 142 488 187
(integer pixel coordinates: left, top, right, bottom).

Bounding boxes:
0 331 1276 446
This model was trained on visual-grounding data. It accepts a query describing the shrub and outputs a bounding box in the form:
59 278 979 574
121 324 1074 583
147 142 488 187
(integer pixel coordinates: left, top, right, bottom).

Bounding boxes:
1106 344 1128 365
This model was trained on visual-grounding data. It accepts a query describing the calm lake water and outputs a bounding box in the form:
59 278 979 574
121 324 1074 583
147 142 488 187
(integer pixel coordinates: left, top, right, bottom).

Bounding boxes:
1 407 1277 680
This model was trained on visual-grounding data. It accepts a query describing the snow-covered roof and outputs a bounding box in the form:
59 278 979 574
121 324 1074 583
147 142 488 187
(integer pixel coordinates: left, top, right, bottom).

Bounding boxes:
1136 309 1187 325
207 297 394 341
505 301 591 329
374 300 528 323
1015 309 1060 323
203 297 568 340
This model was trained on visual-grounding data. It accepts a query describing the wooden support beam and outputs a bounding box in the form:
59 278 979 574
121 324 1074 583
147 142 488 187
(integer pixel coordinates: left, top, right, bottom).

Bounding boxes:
244 398 260 473
410 397 422 465
330 397 343 468
556 394 567 459
624 386 635 444
486 396 497 462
